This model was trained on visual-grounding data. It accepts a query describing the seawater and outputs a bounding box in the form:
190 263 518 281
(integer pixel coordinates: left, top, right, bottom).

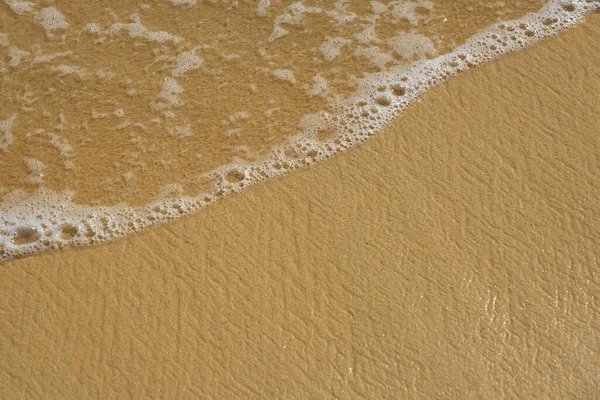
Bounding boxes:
0 0 598 262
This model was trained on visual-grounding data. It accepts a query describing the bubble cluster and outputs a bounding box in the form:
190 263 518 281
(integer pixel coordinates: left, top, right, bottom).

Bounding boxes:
256 0 271 17
4 0 34 15
93 14 184 44
169 0 197 6
320 37 352 62
272 69 296 84
0 0 597 263
36 7 69 36
171 49 203 77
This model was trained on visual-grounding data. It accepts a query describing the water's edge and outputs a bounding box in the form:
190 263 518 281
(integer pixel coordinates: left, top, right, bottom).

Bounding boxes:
1 1 597 263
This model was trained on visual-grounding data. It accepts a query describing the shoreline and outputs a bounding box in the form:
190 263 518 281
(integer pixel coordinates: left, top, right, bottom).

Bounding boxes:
1 13 599 398
1 1 596 262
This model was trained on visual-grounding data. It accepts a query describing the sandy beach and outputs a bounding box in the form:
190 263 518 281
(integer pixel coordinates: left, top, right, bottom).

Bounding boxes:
1 11 599 399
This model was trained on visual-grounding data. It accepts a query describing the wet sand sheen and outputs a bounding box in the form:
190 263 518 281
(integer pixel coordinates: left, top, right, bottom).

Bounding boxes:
1 13 599 398
2 1 595 261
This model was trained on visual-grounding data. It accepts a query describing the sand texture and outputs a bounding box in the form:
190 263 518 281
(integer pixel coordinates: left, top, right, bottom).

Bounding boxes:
1 12 599 399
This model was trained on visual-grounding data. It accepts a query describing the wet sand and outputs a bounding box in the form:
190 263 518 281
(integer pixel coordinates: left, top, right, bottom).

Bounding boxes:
1 12 599 399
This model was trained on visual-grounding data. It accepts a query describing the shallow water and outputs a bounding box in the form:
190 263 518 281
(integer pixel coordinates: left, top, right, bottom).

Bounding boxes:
0 0 598 262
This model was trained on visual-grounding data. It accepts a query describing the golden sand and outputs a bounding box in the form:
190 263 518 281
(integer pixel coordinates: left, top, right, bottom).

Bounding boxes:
1 12 599 398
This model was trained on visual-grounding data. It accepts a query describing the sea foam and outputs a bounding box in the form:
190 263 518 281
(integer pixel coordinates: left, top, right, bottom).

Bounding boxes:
0 0 597 262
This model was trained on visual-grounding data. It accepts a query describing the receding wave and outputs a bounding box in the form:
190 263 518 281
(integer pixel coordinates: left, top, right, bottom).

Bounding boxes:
0 0 598 262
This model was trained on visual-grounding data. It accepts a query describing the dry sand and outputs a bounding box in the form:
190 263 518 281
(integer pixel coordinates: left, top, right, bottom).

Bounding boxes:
1 12 599 399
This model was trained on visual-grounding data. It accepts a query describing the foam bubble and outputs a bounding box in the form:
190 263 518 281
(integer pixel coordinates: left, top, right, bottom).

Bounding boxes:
320 37 351 62
273 69 296 83
4 0 34 15
113 109 126 118
36 7 69 36
356 25 378 44
256 0 270 17
371 2 389 15
85 23 101 33
171 49 203 77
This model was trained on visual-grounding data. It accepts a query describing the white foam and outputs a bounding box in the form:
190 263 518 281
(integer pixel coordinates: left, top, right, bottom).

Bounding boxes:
0 33 8 47
152 77 185 110
389 1 433 25
24 157 46 184
269 2 322 42
324 1 357 24
320 37 351 62
85 23 101 33
226 111 249 123
7 47 30 67
304 74 328 96
33 50 72 64
161 77 184 105
0 115 16 151
4 0 34 15
268 2 357 42
371 1 388 15
171 50 203 77
354 46 395 69
36 7 69 36
256 0 270 17
167 124 192 138
51 64 88 78
355 25 378 44
0 0 597 263
388 31 437 60
268 26 289 42
273 69 296 83
47 133 75 169
95 69 116 79
169 0 196 6
99 14 183 44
